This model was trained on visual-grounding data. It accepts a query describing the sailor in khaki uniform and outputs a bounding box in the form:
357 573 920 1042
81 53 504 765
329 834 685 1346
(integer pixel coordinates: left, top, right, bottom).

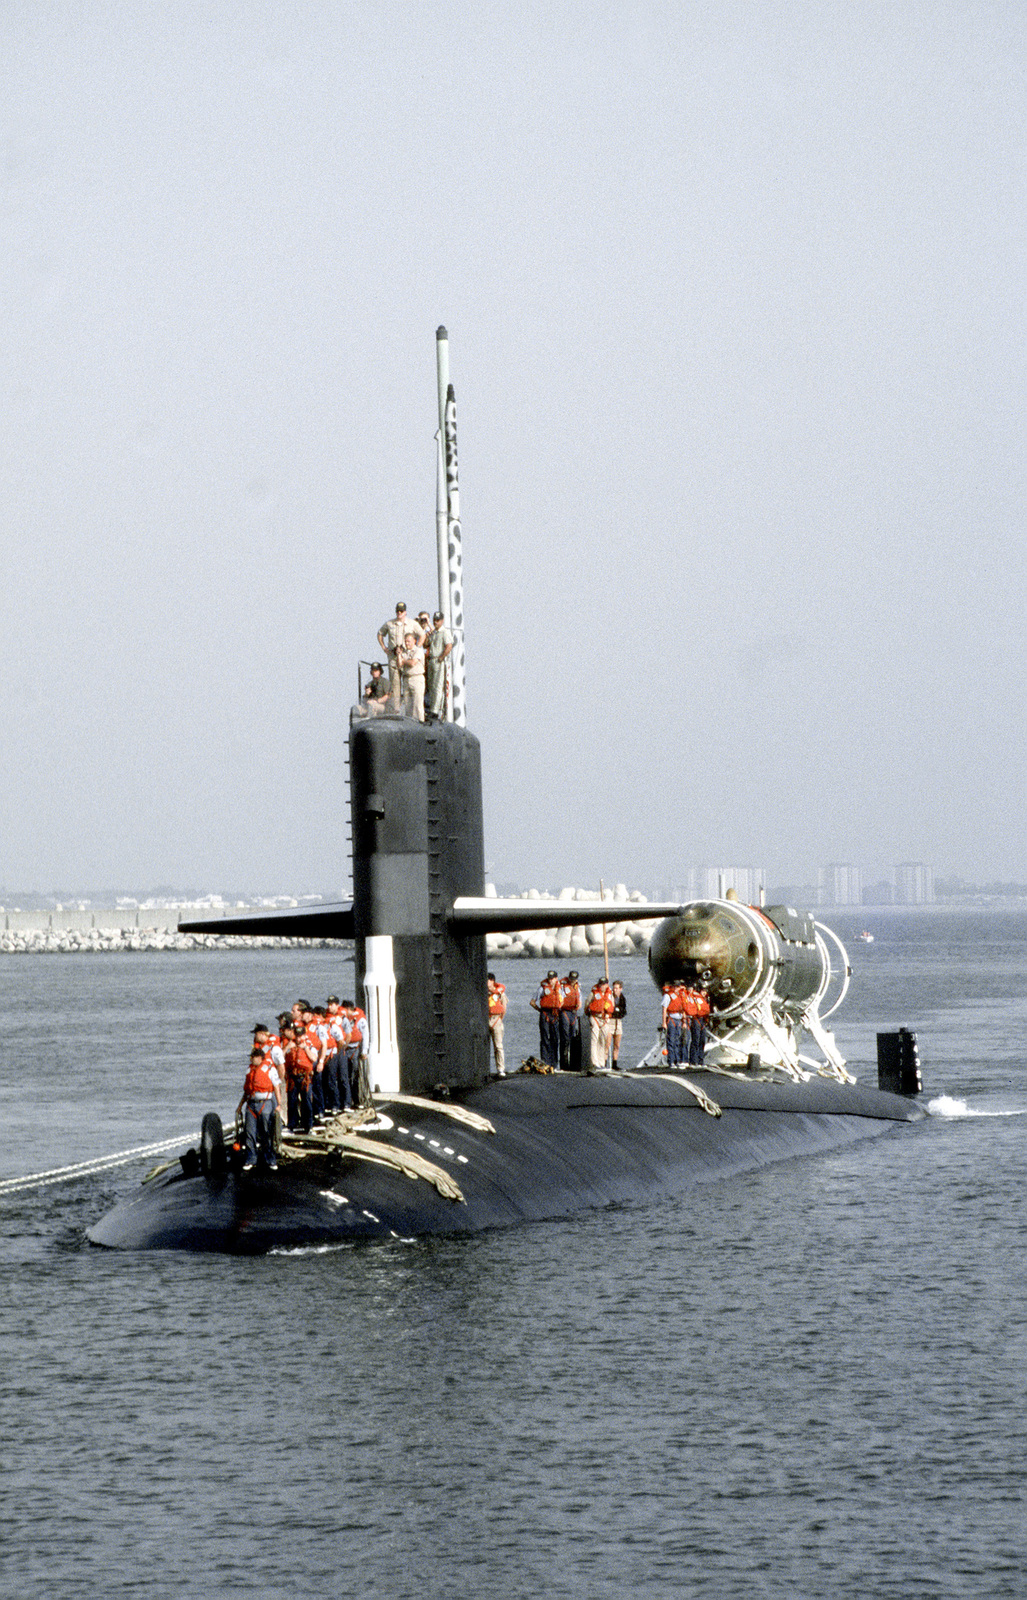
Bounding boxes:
377 602 425 710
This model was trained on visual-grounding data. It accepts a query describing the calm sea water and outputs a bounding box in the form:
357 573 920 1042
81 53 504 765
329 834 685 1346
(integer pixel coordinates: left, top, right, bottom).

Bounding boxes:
1 910 1026 1598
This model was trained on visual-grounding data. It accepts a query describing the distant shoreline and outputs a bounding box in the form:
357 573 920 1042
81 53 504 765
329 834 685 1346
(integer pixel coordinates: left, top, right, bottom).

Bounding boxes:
0 919 351 954
816 900 1027 914
3 896 1026 956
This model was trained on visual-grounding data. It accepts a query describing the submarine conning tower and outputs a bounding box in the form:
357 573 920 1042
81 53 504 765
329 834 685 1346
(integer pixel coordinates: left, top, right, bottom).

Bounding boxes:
351 716 490 1096
176 327 686 1089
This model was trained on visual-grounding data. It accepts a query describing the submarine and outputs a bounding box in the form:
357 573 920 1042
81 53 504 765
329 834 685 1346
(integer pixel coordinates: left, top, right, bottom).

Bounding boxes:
88 329 925 1254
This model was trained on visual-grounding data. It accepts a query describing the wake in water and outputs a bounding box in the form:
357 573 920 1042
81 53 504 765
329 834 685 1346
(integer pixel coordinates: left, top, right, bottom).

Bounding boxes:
927 1095 1027 1119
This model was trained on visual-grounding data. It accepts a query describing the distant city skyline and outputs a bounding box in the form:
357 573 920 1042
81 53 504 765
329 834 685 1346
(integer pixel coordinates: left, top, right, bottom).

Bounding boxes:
2 8 1026 895
12 861 1027 915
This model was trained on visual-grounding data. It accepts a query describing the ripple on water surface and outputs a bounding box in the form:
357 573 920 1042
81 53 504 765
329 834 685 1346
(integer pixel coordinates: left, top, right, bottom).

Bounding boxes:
2 932 1027 1596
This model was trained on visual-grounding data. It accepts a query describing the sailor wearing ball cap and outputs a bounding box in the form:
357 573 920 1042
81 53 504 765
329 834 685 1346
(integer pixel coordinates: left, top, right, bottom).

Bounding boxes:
377 602 425 710
586 977 616 1074
559 970 583 1072
426 611 454 721
530 968 563 1069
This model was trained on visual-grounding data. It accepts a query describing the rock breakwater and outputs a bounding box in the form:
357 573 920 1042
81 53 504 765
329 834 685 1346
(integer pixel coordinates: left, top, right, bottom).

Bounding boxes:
483 884 660 960
0 883 665 957
0 927 348 955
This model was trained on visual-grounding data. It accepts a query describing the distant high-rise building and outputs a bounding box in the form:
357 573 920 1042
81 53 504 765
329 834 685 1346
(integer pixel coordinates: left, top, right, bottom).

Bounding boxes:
895 862 934 904
818 864 862 906
694 866 767 903
650 867 769 903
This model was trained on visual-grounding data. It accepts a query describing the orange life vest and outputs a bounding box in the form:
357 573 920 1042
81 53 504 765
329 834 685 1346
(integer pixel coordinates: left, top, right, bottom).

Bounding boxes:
666 985 687 1015
244 1060 277 1099
488 984 506 1017
290 1044 315 1084
539 978 562 1011
294 1029 321 1074
587 986 614 1017
344 1013 368 1050
560 982 580 1012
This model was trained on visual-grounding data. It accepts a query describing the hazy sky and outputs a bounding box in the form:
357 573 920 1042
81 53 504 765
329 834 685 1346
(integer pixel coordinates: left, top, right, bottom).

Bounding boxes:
3 2 1025 895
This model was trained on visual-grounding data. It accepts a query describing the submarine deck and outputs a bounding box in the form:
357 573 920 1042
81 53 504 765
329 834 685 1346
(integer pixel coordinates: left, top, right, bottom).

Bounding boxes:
87 1068 924 1254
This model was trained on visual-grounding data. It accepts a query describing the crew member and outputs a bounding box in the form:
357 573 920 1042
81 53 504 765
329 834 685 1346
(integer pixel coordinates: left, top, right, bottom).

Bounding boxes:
236 1046 283 1172
689 985 710 1066
362 662 390 715
586 977 615 1074
530 969 563 1069
323 995 348 1111
252 1022 285 1077
343 1000 369 1107
426 611 454 721
559 970 582 1072
297 1002 327 1120
398 631 426 722
310 1003 332 1115
664 980 687 1068
487 972 507 1076
282 1023 312 1133
377 602 424 710
610 980 627 1070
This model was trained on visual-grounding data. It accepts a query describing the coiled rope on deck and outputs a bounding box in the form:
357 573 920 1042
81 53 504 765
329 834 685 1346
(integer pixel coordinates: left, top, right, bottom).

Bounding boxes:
374 1092 495 1135
283 1127 465 1201
0 1134 198 1198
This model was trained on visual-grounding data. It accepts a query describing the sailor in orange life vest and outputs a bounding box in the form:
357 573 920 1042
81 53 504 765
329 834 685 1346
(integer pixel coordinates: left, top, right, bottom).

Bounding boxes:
530 970 563 1069
307 1004 330 1120
323 995 349 1111
586 977 616 1074
295 1003 326 1120
237 1046 284 1172
342 1000 369 1107
688 984 711 1066
487 972 507 1076
661 980 688 1067
252 1022 285 1077
282 1023 313 1133
559 970 583 1072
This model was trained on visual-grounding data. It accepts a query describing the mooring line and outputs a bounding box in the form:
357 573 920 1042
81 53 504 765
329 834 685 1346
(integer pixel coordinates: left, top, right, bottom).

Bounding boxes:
0 1134 197 1197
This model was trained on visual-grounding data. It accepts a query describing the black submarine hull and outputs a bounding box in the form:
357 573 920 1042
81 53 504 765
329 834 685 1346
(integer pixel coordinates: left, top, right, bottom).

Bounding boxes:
87 1072 924 1254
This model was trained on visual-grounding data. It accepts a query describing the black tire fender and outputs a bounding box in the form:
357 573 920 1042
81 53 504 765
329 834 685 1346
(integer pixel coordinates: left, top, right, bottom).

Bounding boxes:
199 1112 228 1180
